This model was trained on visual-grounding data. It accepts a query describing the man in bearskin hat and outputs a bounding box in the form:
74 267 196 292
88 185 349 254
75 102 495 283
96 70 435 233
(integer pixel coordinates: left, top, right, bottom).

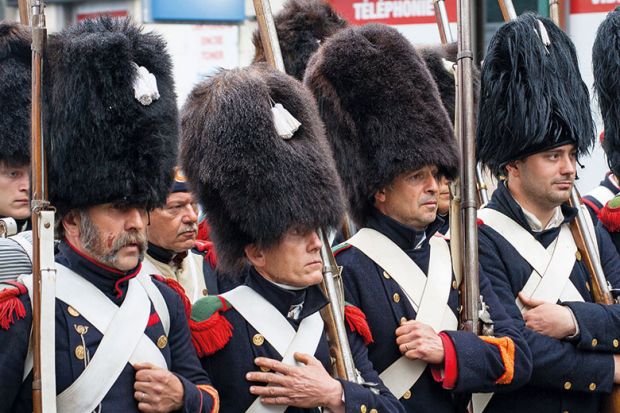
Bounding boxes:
0 21 30 235
252 0 347 81
0 21 33 281
143 167 238 302
0 18 219 412
476 13 620 412
180 63 404 413
304 23 532 412
585 7 620 253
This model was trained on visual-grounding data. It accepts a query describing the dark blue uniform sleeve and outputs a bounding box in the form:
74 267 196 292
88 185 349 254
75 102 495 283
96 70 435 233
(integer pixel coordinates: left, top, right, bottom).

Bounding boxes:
0 292 31 413
478 228 615 394
443 270 532 393
161 284 219 413
563 225 620 354
339 330 405 413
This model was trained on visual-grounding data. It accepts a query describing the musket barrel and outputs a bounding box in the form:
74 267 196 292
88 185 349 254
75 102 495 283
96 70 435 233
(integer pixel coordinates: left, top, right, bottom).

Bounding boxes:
252 0 285 73
457 0 480 334
498 0 517 22
433 0 453 44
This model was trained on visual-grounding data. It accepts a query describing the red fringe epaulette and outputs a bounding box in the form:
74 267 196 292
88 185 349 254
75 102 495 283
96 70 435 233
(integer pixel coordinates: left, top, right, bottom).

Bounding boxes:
344 305 373 345
191 296 233 357
194 240 217 268
599 195 620 232
0 283 27 330
197 219 212 242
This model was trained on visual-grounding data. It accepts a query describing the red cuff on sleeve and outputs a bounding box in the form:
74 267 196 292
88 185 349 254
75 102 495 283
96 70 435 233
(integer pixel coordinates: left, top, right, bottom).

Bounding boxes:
431 332 458 389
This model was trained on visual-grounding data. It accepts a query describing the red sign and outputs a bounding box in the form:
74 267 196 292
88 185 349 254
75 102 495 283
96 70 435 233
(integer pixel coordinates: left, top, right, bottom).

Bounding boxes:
327 0 457 25
76 10 129 22
570 0 620 14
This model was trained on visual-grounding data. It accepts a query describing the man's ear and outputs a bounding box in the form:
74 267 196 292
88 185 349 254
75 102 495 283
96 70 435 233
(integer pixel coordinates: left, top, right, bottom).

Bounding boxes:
63 210 81 239
374 187 387 205
244 243 266 268
504 161 521 179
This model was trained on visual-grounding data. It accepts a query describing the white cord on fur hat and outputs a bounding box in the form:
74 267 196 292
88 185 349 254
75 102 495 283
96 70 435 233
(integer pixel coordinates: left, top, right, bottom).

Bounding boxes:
132 62 160 106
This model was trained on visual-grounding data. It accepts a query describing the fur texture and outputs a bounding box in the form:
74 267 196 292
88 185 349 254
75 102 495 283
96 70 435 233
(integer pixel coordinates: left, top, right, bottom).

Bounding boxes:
180 63 345 273
304 24 458 226
477 13 595 176
252 0 347 80
418 42 480 125
44 17 178 213
0 21 31 165
593 7 620 177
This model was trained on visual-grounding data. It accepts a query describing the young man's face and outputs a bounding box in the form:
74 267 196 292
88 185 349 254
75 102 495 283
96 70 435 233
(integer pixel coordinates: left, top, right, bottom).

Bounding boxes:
374 165 440 231
147 191 199 253
64 204 148 272
0 162 30 220
506 144 577 210
246 227 324 288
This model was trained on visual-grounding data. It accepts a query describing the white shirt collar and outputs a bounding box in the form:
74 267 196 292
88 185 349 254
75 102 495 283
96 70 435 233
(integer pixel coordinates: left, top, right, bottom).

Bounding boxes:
517 203 564 232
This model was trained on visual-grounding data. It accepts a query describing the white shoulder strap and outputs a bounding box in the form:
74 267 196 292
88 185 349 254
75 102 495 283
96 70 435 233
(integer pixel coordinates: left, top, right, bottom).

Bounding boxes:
222 286 324 413
56 272 152 413
138 259 170 336
346 228 457 399
585 185 615 207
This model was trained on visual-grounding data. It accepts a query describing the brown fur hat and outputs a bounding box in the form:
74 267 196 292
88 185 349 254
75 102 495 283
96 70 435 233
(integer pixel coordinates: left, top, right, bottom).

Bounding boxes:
252 0 347 80
304 24 458 226
180 63 345 273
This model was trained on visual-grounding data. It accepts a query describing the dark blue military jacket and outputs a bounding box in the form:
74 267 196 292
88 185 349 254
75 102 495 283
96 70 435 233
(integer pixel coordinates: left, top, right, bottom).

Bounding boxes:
0 241 217 413
335 208 532 412
200 268 405 413
478 182 620 413
583 173 620 222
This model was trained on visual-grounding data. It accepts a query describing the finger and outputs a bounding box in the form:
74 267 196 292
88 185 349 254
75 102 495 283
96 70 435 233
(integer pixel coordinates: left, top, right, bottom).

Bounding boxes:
255 358 292 376
133 362 156 371
395 331 423 345
395 322 417 337
250 385 289 397
518 293 545 308
260 396 292 406
293 352 317 366
246 371 288 386
399 342 415 354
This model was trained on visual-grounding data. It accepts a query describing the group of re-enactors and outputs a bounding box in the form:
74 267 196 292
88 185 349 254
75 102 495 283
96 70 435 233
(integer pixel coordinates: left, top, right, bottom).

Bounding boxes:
1 1 620 412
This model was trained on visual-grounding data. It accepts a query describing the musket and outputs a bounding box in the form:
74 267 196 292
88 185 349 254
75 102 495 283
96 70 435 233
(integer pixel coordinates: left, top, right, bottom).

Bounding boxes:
498 1 620 410
17 0 57 412
252 0 361 383
455 0 481 338
432 0 489 207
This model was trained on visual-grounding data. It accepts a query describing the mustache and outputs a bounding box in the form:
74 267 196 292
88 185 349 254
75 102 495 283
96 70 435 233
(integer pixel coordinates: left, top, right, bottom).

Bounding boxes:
177 223 198 236
110 230 148 255
419 195 437 204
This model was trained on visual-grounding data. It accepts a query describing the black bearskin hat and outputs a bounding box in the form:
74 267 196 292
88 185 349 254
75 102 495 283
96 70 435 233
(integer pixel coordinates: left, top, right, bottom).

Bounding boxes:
304 24 458 226
252 0 347 80
45 17 178 214
180 63 345 273
593 7 620 177
418 42 480 126
477 13 595 177
0 21 31 166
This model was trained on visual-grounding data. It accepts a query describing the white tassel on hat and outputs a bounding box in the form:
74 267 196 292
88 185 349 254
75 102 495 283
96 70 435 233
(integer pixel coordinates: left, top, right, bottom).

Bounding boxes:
270 99 301 140
132 62 160 106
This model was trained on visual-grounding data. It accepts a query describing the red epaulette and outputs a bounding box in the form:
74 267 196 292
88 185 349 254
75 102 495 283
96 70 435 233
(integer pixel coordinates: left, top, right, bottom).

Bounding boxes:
194 240 217 268
191 296 233 357
599 195 620 233
0 282 27 330
477 218 485 226
344 304 373 345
